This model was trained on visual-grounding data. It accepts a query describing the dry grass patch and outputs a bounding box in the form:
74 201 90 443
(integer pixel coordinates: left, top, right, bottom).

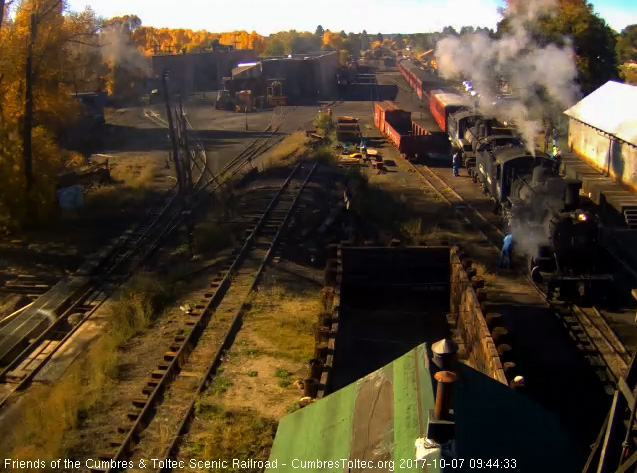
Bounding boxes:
85 158 164 211
194 221 238 255
0 334 117 468
185 403 277 472
245 285 319 362
109 273 172 346
263 132 309 168
85 184 153 211
178 271 323 466
0 273 174 464
472 262 498 286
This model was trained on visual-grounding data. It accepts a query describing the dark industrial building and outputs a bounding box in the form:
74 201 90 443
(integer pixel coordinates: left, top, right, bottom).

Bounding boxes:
229 51 339 103
151 48 257 93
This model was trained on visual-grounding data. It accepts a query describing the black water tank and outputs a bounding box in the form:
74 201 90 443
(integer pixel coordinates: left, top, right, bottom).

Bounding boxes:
564 180 582 211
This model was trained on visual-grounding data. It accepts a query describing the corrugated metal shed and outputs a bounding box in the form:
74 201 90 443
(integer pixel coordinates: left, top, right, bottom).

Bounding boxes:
266 343 581 473
564 81 637 146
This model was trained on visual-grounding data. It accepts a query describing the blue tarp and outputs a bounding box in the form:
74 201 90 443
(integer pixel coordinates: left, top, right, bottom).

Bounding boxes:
57 185 84 211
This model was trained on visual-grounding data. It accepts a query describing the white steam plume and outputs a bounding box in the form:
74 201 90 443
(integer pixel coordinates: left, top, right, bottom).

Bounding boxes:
100 23 150 71
434 0 579 153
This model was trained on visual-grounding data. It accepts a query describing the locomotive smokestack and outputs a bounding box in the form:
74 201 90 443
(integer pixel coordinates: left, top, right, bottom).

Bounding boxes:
531 166 546 187
564 180 582 212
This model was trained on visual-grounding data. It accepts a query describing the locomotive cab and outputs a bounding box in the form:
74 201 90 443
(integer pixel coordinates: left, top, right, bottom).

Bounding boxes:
448 111 481 152
475 146 552 204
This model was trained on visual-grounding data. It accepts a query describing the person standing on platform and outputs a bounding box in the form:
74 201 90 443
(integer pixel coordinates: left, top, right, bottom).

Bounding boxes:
499 233 514 269
452 151 460 177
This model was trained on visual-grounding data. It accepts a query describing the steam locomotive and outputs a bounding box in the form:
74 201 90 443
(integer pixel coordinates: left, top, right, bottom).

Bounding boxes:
460 116 612 301
395 57 613 300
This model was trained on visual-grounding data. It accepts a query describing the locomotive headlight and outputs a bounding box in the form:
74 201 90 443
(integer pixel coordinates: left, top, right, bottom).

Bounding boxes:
577 212 588 222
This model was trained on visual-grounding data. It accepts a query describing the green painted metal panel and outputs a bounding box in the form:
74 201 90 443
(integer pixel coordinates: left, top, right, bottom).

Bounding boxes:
393 347 426 472
266 375 357 472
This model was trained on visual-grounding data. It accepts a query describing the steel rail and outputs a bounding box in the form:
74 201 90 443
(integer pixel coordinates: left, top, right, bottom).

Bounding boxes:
154 161 318 473
92 160 317 473
405 159 628 390
0 105 210 405
0 195 184 408
0 102 339 411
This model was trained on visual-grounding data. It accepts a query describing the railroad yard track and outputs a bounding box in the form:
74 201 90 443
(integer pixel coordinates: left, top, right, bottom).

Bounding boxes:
0 183 183 407
0 101 340 414
88 160 319 473
0 105 214 408
405 159 630 393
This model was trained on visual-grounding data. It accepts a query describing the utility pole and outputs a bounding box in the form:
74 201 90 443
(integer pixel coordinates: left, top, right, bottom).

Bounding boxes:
164 73 195 258
162 70 184 191
178 99 195 257
24 13 37 193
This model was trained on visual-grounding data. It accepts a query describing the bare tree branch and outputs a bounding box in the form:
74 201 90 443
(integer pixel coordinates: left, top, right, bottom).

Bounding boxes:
67 38 101 47
37 0 63 21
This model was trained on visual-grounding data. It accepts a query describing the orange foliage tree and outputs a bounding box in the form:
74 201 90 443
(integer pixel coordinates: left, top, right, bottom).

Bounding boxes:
129 27 266 55
0 0 105 228
322 31 343 51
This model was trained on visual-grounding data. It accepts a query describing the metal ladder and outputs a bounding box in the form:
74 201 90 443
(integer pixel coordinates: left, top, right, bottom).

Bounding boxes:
584 351 637 472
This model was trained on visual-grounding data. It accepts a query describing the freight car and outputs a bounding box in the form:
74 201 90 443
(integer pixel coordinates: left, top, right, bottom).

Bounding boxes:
374 101 450 159
428 90 471 133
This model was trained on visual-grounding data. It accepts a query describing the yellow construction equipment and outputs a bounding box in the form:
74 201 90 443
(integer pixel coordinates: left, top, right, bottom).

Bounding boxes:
267 80 286 107
235 90 255 113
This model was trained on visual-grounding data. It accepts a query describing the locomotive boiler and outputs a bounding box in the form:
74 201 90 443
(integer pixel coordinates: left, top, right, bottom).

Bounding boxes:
478 145 613 301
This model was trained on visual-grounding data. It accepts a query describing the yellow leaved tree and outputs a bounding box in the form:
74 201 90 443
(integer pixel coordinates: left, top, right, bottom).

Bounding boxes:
0 0 101 229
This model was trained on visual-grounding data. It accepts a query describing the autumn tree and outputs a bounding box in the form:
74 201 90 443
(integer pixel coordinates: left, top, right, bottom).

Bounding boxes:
104 14 140 33
375 32 383 43
323 31 343 51
290 32 321 54
315 25 324 37
263 37 285 56
616 24 637 63
497 0 618 93
361 30 369 50
0 0 94 227
338 49 349 66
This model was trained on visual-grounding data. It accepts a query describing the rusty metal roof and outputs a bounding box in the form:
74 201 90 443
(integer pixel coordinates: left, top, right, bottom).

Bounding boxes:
266 343 582 473
564 81 637 146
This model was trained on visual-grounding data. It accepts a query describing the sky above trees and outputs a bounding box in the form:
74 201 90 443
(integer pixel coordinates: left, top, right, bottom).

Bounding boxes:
64 0 636 35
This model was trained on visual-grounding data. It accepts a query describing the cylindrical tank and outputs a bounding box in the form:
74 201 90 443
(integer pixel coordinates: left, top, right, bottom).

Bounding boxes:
564 180 582 212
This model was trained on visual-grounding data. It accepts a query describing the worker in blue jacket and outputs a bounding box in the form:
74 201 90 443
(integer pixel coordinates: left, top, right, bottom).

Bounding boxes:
452 151 460 177
499 233 513 269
